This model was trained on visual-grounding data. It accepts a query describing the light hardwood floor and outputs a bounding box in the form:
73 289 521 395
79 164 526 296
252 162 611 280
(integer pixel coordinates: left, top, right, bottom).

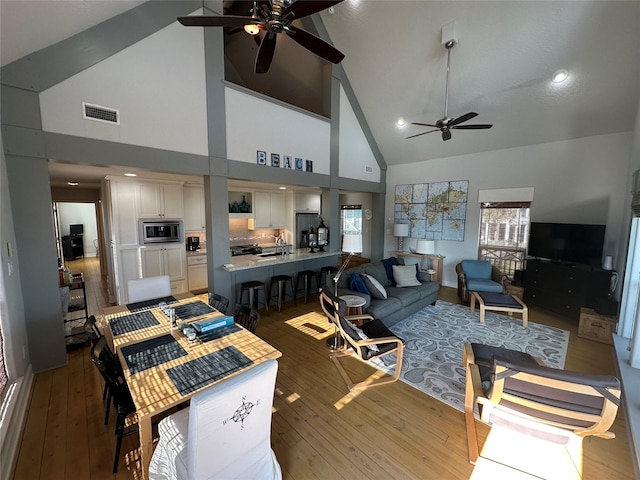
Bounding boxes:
11 257 634 479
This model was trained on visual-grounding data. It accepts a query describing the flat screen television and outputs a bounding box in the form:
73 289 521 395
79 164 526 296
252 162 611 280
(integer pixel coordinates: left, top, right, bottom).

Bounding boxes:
69 224 84 236
528 222 605 267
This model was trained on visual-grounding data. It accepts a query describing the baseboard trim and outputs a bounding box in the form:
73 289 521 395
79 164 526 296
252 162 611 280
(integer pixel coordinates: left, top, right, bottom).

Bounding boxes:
0 366 34 480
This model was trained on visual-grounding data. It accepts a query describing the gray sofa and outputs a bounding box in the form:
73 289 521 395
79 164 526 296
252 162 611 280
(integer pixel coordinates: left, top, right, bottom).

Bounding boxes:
327 257 440 328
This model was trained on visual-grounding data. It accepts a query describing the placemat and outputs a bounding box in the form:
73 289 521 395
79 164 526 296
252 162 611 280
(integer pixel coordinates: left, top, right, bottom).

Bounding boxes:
121 334 188 374
198 324 241 342
174 301 216 321
166 346 253 396
126 295 178 312
109 310 160 336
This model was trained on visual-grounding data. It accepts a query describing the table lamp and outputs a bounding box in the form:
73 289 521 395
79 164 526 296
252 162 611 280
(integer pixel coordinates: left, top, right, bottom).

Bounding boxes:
333 234 363 296
394 224 409 251
415 239 436 273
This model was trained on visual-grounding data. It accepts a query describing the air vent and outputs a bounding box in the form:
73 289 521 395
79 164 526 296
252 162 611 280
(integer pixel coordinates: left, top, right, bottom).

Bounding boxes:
364 165 374 174
82 102 119 125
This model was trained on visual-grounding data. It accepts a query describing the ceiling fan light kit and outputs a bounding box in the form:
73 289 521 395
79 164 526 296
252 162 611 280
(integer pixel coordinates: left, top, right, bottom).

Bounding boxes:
407 27 492 142
178 0 345 74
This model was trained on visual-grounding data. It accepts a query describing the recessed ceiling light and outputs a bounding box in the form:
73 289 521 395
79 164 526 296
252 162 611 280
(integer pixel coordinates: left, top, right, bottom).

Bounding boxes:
552 69 569 83
124 172 137 177
396 118 406 127
68 181 79 186
279 186 287 190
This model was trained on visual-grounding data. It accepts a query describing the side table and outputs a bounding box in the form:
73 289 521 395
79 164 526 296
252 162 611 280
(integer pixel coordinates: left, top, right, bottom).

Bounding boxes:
578 307 617 345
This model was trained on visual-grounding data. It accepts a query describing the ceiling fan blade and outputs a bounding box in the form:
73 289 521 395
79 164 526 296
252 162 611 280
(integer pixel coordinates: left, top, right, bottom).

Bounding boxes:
406 129 439 139
448 112 478 127
411 122 439 128
285 0 343 20
452 124 493 130
178 15 253 28
285 25 344 64
255 33 277 73
442 130 452 141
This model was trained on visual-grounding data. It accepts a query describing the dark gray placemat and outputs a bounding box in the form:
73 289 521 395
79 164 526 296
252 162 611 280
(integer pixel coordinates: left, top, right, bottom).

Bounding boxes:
126 295 178 312
197 324 241 342
174 301 216 321
109 311 160 336
121 333 188 374
166 346 253 396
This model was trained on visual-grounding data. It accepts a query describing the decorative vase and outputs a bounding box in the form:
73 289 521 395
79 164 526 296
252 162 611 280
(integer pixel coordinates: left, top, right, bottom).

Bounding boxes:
240 195 250 213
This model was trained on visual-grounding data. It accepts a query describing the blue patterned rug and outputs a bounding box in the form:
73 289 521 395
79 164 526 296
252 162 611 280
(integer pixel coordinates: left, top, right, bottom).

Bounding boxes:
370 300 569 412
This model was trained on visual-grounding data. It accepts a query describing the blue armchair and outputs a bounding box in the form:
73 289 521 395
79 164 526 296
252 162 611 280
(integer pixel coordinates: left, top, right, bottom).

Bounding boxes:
456 260 505 303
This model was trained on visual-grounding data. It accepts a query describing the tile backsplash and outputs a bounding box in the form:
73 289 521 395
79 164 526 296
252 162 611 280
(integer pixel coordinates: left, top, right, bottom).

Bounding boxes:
186 219 292 249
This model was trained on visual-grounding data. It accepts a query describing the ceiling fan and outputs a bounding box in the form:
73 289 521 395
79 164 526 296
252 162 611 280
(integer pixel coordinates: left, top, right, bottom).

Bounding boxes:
407 40 492 141
178 0 345 74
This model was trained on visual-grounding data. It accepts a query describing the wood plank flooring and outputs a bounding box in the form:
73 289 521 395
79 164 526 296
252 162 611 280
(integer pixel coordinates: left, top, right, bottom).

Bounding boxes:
11 257 634 479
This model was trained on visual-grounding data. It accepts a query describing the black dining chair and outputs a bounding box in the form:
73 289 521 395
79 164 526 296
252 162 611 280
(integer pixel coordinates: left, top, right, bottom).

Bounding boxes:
90 337 138 473
208 292 230 314
234 305 260 333
90 336 124 426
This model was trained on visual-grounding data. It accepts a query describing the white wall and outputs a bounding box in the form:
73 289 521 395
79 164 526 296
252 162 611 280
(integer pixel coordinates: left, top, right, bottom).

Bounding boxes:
387 132 633 288
58 202 98 257
39 19 208 156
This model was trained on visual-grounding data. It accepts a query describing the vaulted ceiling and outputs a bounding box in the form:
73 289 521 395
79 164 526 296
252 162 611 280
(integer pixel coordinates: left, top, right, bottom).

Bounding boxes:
2 0 639 175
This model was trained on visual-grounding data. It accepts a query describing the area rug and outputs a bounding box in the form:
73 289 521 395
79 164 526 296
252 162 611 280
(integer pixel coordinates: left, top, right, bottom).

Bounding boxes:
369 300 569 413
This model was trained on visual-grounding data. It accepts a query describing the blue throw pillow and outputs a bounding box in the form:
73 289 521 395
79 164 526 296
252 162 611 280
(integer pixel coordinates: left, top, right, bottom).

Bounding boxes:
350 273 370 295
382 257 401 282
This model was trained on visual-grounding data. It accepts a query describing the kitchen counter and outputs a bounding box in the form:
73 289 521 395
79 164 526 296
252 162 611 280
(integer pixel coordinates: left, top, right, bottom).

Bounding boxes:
223 249 337 271
186 249 206 257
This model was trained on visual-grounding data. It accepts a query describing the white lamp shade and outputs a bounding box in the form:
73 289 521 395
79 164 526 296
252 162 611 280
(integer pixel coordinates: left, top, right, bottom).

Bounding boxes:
415 240 435 255
393 224 409 237
342 234 363 254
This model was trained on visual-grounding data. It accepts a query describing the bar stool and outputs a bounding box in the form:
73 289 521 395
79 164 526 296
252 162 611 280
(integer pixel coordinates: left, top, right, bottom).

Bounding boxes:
295 270 320 304
268 275 295 312
320 266 338 289
239 281 269 312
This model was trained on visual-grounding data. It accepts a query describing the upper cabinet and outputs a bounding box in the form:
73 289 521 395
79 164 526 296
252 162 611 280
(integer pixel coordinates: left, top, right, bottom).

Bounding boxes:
249 191 286 229
137 182 184 219
294 191 321 212
184 185 205 231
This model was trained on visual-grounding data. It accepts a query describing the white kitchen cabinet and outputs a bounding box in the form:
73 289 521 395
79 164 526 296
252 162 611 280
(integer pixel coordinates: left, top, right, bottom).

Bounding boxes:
141 244 187 294
109 180 139 246
117 246 142 304
184 185 205 231
249 191 286 229
187 254 208 291
294 191 321 212
137 182 184 219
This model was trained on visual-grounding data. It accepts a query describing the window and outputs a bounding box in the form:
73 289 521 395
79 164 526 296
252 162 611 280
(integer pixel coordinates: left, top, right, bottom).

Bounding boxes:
340 205 362 235
478 202 530 278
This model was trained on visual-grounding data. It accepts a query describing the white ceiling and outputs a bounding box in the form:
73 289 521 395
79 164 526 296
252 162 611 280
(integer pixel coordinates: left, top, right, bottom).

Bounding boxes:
2 0 639 185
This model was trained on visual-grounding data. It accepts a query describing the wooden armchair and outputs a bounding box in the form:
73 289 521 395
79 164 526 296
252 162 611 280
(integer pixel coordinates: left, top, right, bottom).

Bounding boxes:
456 260 506 303
463 342 621 465
319 289 404 391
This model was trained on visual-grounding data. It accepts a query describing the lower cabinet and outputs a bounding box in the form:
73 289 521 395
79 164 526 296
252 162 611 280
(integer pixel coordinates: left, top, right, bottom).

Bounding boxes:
141 244 187 294
187 254 208 292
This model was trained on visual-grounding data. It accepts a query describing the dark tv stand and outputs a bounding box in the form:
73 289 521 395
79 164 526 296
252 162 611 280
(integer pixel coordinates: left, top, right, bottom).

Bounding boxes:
62 235 84 260
523 259 613 320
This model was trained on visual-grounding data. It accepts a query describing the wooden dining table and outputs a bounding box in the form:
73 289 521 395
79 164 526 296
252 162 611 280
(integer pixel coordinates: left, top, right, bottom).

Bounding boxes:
100 293 282 478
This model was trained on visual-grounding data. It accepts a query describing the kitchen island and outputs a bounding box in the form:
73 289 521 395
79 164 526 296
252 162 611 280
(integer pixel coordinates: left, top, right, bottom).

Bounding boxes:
222 249 339 311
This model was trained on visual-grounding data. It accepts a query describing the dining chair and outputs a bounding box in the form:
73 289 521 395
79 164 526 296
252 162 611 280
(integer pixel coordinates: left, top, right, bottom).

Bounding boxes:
319 289 404 391
208 292 230 314
234 304 260 333
90 336 125 426
85 315 103 345
90 337 138 473
127 275 171 303
148 359 282 480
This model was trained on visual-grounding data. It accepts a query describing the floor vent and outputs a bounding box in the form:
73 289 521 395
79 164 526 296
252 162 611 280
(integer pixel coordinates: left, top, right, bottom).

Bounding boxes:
364 165 374 174
82 102 119 125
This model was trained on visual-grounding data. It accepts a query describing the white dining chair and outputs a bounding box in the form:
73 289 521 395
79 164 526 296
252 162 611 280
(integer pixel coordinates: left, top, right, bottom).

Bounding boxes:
127 275 171 303
148 359 281 480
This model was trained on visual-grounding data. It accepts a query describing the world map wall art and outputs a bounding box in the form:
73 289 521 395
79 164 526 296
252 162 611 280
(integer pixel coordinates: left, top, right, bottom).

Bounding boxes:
394 180 469 241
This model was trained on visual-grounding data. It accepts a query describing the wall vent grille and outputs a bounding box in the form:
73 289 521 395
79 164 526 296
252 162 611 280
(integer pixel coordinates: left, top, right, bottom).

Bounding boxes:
82 102 119 125
364 165 374 174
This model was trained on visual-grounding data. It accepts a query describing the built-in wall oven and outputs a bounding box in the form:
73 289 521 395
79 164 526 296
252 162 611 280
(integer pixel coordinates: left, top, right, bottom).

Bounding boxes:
139 220 183 244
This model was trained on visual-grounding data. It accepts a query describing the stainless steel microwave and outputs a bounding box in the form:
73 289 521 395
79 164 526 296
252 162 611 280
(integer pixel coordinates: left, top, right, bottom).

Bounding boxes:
139 220 182 244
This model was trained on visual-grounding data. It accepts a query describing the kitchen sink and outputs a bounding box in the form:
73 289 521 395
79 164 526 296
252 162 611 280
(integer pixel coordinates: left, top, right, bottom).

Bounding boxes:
259 252 287 257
